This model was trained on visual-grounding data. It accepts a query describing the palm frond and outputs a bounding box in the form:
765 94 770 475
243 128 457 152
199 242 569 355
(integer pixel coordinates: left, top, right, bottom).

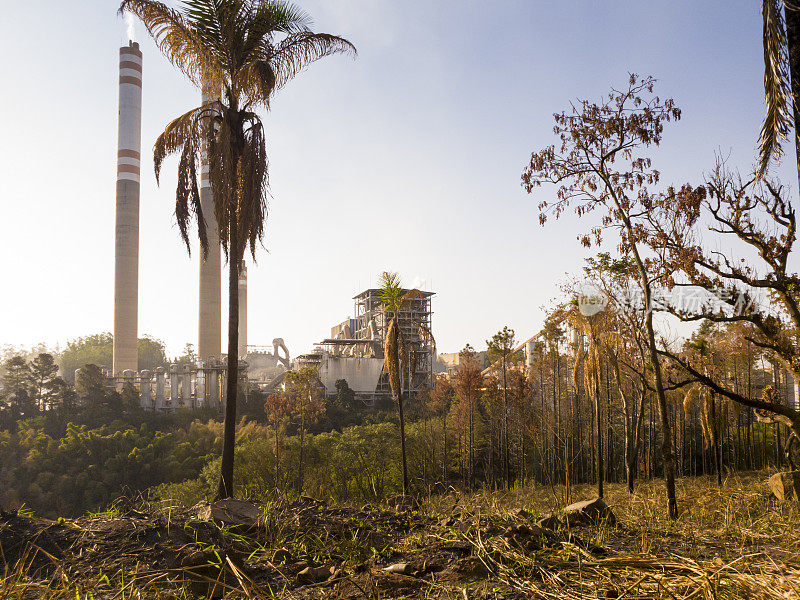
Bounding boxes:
379 271 404 313
182 0 225 47
208 110 237 259
260 1 312 34
153 105 211 256
267 32 356 91
700 388 716 449
205 110 268 262
238 113 269 260
399 288 423 310
418 322 436 350
236 11 353 108
242 1 311 57
119 0 220 88
758 0 793 177
175 133 208 256
237 60 277 109
397 325 411 384
153 105 205 183
682 384 699 420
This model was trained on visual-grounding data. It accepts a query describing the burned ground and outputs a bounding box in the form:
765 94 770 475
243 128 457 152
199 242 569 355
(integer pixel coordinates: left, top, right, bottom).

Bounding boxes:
1 472 799 599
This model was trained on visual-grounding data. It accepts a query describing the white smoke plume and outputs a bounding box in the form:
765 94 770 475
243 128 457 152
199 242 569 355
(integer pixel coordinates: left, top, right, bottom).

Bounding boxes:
125 12 136 43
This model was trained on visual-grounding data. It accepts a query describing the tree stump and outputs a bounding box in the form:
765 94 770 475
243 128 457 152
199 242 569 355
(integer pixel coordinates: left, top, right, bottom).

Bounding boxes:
769 471 800 503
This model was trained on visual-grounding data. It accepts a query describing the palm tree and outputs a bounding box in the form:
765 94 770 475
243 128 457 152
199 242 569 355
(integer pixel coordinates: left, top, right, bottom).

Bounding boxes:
120 0 355 498
564 297 613 499
378 271 435 496
759 0 800 180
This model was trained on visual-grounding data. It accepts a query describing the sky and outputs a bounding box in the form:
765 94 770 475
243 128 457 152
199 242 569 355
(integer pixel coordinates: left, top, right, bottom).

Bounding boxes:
0 0 796 359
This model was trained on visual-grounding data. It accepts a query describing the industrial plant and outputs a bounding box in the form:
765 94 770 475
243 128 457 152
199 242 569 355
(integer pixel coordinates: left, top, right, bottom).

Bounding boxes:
108 41 436 411
109 40 262 410
296 288 435 403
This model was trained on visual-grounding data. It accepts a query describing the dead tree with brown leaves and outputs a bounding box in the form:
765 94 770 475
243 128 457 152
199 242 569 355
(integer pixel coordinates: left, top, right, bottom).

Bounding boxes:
651 160 800 469
453 345 483 489
522 74 681 518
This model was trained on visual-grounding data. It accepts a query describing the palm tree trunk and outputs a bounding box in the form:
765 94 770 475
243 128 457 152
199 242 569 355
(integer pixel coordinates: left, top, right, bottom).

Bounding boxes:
502 360 510 489
388 319 409 497
217 225 240 500
593 348 604 499
644 305 678 519
398 388 409 495
299 415 305 494
785 3 800 190
275 425 281 494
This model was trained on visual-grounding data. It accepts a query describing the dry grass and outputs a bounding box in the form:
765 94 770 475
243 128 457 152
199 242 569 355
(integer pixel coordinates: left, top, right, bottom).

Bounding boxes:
424 471 800 557
1 471 799 599
423 471 800 599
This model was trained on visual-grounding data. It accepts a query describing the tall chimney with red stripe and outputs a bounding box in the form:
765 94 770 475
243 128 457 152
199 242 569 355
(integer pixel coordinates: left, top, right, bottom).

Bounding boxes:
113 41 142 375
198 81 222 363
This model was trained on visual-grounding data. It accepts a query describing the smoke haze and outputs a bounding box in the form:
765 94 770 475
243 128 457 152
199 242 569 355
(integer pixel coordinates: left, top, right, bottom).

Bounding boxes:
125 12 136 42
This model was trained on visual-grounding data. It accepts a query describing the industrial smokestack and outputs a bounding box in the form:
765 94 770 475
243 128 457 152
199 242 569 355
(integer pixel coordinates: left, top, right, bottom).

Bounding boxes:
112 41 142 375
238 261 247 358
198 83 222 362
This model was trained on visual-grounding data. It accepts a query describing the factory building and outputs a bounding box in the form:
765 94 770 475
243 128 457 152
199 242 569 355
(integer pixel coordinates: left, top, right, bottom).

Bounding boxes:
437 351 488 374
296 288 435 403
247 339 291 389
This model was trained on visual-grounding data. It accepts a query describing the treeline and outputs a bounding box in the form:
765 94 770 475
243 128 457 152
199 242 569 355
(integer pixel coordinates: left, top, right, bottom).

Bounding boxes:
1 327 793 518
0 350 221 516
160 325 793 509
0 352 172 433
0 333 181 386
0 352 401 516
405 321 791 498
1 420 220 517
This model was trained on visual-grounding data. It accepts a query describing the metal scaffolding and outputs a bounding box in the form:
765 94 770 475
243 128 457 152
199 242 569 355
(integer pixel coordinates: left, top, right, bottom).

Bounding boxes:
351 288 435 397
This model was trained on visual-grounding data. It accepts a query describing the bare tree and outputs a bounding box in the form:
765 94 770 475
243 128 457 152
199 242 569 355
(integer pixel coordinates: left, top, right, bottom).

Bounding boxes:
651 160 800 466
453 345 483 488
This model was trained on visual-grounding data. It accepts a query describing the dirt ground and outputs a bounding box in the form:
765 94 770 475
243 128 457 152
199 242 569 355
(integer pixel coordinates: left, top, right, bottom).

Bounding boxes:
2 472 799 599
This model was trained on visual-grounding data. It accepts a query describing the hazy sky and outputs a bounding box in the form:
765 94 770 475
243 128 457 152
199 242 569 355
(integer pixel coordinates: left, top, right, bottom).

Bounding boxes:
0 0 795 358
